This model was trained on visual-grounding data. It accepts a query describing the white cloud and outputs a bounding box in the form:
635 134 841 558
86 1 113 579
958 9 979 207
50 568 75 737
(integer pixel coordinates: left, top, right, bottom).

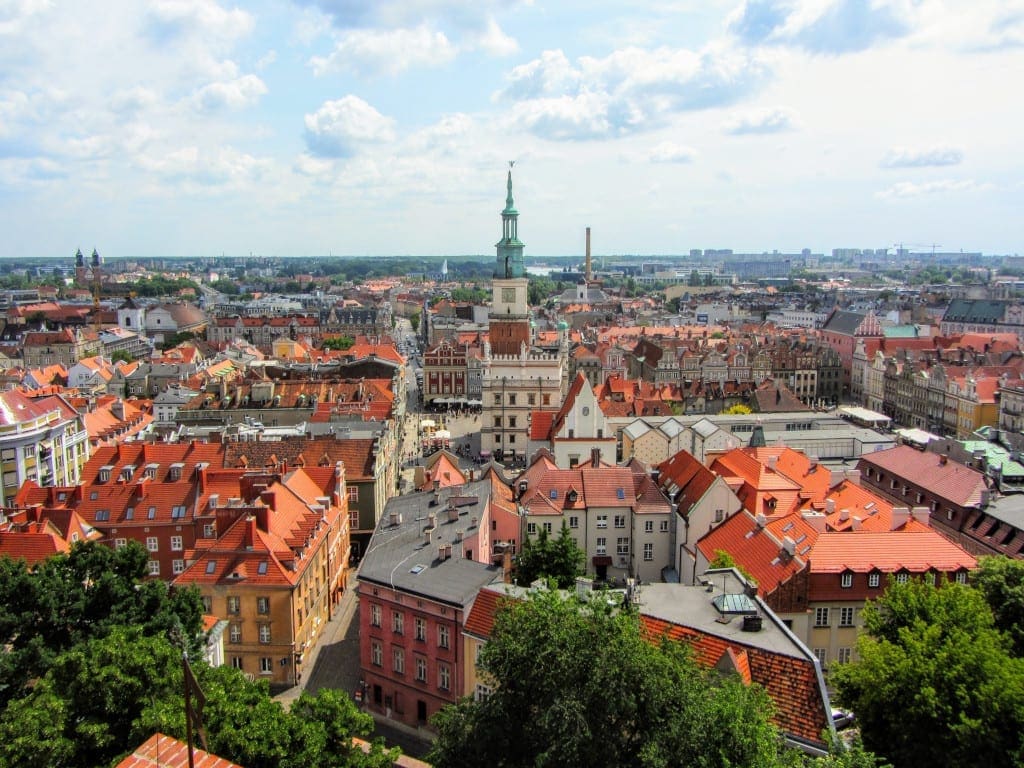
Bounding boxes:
310 25 456 76
464 17 518 57
876 178 984 199
880 144 964 168
135 144 270 187
108 86 159 115
193 74 268 111
723 106 799 134
405 113 474 154
304 95 396 157
147 0 254 43
729 0 911 53
496 45 770 140
256 50 277 70
298 0 525 32
648 142 697 163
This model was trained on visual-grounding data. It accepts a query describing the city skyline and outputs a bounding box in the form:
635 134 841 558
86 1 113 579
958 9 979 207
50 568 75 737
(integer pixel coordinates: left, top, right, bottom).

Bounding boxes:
0 0 1021 259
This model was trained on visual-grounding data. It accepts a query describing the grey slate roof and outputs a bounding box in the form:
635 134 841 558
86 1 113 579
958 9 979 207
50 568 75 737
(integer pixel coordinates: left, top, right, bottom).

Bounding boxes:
820 309 866 335
357 478 502 606
942 299 1008 324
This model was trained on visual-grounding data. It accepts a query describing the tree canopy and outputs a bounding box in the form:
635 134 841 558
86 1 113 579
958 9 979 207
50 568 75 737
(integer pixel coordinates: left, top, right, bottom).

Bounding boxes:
0 542 396 768
429 589 783 768
0 628 396 768
831 578 1024 768
972 554 1024 655
513 522 585 589
0 541 204 706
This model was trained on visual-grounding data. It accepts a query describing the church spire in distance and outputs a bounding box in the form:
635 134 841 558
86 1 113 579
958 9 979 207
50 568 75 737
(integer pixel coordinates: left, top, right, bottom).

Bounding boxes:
495 161 525 279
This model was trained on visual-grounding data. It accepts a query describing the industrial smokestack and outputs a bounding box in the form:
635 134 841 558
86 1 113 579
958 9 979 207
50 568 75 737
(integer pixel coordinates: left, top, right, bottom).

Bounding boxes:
585 227 592 283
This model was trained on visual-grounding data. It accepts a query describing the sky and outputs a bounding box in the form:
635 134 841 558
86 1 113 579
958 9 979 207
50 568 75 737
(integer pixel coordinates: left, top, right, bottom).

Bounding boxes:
1 0 1022 260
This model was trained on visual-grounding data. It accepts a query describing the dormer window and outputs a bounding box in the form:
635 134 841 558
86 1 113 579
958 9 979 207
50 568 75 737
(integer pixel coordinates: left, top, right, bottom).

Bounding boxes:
567 490 578 503
98 465 113 483
841 572 853 588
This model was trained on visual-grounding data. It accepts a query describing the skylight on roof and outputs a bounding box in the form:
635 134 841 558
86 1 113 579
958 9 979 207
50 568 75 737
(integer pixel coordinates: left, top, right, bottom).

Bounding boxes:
616 488 625 500
258 561 268 575
549 489 558 500
205 561 216 574
410 565 425 574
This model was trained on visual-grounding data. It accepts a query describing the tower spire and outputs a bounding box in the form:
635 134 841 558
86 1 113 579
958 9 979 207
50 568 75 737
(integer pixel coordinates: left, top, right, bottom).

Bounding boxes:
495 162 524 279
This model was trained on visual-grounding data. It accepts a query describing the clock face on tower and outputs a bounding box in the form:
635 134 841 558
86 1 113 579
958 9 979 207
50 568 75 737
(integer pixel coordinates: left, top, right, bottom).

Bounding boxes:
501 287 515 303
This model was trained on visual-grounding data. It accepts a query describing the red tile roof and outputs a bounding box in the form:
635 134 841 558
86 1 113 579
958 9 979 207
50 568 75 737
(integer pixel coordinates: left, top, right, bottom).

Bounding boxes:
115 733 242 768
857 445 987 508
696 510 806 595
641 616 828 746
809 529 977 574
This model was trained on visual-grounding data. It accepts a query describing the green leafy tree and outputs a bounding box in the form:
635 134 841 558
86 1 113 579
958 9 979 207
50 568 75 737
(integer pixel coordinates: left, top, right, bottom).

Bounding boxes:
0 541 204 706
429 589 782 768
831 579 1024 768
708 550 757 585
0 628 396 768
972 555 1024 655
322 335 355 351
409 311 420 332
514 522 585 589
111 349 134 364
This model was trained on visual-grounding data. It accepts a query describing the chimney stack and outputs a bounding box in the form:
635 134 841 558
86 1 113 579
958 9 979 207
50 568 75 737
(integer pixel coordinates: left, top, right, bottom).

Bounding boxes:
585 227 592 283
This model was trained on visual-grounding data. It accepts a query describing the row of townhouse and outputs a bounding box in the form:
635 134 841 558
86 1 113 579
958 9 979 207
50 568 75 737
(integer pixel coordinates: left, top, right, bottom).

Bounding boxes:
4 440 352 689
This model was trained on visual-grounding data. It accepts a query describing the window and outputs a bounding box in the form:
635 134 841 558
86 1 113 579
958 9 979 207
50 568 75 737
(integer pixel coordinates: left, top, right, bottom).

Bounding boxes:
416 656 427 682
527 522 537 535
231 656 243 670
392 611 404 634
616 488 625 500
415 617 426 641
837 647 853 664
148 506 156 520
349 507 359 529
348 485 359 502
840 607 855 627
438 624 450 649
596 515 607 529
569 516 579 529
714 509 724 523
814 607 830 627
258 561 268 575
643 542 653 561
227 596 241 614
528 393 536 406
955 571 968 584
170 536 183 551
895 572 909 584
114 537 127 548
542 394 550 405
475 683 492 701
260 657 273 675
868 572 880 588
438 663 450 691
509 416 517 428
201 596 212 613
614 515 625 529
257 596 270 614
596 537 607 555
371 641 383 667
125 507 134 520
229 624 241 643
493 394 501 405
203 523 215 538
644 520 653 533
617 537 629 555
493 416 502 428
508 394 516 406
258 624 271 644
543 522 552 534
95 509 110 522
171 505 186 519
148 560 160 576
393 648 405 674
172 559 185 575
146 536 158 552
841 572 853 588
813 648 827 666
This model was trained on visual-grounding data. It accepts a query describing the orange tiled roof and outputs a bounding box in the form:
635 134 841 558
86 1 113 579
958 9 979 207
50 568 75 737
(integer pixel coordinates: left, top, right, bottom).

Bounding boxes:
809 529 977 574
857 445 987 508
696 510 805 595
115 733 242 768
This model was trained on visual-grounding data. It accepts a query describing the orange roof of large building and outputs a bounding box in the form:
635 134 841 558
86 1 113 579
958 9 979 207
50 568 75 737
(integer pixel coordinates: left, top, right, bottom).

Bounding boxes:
696 511 806 595
710 448 804 518
809 529 977 574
